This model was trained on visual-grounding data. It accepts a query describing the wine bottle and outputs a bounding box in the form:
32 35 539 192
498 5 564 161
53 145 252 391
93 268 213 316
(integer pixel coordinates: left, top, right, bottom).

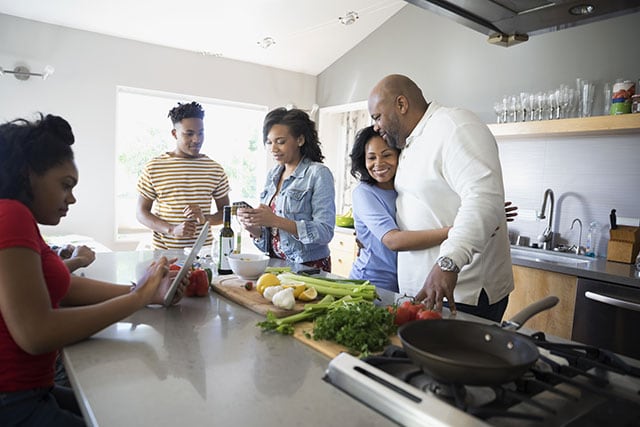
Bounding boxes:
218 206 234 274
231 204 242 254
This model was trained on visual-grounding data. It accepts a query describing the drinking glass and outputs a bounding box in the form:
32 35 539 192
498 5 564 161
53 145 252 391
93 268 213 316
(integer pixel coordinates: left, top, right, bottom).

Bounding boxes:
581 81 595 117
603 82 612 115
493 101 504 123
576 78 587 117
566 88 577 118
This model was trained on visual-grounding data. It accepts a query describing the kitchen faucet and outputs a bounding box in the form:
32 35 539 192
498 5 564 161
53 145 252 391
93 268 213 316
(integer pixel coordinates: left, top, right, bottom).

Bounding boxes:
536 188 555 250
571 218 583 255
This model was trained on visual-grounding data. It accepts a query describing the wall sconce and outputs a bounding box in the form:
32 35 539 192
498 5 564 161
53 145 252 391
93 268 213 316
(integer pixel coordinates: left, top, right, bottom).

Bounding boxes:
0 65 55 81
339 11 359 26
257 37 276 49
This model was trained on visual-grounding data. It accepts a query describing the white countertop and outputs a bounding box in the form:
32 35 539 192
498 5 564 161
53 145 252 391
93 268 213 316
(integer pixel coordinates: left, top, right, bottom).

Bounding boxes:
63 251 395 426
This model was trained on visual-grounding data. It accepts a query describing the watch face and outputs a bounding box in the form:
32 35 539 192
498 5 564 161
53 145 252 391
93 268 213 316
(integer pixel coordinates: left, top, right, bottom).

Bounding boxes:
438 257 458 272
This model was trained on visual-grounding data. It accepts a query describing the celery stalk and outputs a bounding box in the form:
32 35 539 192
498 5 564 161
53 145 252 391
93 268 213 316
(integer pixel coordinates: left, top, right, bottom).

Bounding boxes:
277 273 378 300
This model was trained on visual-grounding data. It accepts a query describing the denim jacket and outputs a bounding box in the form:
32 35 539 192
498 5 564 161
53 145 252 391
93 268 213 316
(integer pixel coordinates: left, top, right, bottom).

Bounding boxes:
252 157 335 264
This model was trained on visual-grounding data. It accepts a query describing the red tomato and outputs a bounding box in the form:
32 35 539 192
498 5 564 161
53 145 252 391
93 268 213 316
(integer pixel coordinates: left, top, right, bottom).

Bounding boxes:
416 309 443 320
400 300 426 321
169 264 181 271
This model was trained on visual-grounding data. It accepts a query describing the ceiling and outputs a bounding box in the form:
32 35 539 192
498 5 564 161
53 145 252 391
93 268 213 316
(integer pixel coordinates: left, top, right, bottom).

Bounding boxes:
0 0 407 76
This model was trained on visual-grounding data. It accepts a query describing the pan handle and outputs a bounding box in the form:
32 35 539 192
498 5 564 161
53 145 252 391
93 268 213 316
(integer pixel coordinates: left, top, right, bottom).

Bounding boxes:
501 296 559 330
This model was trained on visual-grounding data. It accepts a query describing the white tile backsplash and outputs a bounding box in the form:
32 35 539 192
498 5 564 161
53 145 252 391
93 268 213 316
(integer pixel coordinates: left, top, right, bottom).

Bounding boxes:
499 133 640 257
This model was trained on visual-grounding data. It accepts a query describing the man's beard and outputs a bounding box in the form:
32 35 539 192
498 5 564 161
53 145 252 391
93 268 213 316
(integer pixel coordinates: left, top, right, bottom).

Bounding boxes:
383 132 403 150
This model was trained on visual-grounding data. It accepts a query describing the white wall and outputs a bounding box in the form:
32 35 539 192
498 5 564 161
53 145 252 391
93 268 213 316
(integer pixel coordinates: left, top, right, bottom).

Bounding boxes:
0 13 317 250
317 6 640 121
317 6 640 257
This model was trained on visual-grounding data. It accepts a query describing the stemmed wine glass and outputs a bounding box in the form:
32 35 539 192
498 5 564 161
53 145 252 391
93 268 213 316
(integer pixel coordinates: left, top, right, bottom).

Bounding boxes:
519 92 530 122
547 90 558 120
508 95 520 122
536 92 546 121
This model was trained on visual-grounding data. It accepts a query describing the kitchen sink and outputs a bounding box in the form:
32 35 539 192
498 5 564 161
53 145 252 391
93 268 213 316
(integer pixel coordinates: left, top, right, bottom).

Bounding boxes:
510 246 595 266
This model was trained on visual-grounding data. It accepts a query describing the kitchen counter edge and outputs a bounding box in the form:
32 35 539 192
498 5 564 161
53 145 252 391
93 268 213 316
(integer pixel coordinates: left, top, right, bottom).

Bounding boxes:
510 249 640 288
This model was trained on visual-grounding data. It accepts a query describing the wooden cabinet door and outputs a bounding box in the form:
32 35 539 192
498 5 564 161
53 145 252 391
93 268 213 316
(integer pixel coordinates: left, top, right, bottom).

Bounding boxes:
504 265 577 339
329 231 357 278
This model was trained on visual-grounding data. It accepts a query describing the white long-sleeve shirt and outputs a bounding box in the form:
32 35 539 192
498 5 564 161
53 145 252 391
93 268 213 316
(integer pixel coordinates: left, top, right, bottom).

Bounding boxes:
395 102 514 305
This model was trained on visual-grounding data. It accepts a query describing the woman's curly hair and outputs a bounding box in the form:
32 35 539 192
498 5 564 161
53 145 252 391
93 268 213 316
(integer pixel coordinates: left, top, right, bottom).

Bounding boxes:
262 107 324 163
0 114 75 203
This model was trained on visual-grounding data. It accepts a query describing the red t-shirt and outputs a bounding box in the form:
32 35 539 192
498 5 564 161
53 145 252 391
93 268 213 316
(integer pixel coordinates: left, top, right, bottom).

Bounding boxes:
0 199 71 392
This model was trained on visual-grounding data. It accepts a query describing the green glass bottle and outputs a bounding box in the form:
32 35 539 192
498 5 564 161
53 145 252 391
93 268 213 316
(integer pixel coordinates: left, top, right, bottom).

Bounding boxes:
217 206 234 275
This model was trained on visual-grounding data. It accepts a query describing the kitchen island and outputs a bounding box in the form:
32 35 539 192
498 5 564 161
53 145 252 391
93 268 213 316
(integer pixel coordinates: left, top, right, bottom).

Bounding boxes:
62 251 396 427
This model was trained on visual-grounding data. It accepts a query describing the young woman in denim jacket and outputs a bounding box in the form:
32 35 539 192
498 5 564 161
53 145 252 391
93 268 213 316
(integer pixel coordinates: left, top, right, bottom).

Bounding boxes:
238 108 335 271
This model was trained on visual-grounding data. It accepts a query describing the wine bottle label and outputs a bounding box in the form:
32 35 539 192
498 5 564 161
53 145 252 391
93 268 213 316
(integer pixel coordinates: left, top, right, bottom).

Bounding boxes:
218 236 234 270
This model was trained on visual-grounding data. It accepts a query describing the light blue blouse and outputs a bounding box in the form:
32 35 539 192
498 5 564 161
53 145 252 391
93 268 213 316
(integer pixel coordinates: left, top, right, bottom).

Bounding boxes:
350 183 399 292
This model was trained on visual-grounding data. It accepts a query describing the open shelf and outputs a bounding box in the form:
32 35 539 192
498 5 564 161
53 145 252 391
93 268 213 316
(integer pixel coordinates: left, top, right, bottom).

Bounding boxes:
488 114 640 139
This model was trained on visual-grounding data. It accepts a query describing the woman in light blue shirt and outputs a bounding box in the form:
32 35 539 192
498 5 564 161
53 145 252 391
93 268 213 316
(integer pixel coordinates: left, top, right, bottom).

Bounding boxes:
238 108 335 271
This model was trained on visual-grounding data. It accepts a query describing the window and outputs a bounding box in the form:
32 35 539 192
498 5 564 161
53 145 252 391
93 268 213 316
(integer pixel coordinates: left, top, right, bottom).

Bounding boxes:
115 87 266 243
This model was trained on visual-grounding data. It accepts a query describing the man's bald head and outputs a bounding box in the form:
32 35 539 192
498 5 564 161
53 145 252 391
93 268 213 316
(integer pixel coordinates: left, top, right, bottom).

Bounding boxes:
372 75 428 111
368 74 429 149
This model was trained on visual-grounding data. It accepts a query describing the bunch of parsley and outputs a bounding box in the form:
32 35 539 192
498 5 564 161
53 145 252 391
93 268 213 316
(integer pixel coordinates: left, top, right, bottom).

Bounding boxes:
311 301 396 356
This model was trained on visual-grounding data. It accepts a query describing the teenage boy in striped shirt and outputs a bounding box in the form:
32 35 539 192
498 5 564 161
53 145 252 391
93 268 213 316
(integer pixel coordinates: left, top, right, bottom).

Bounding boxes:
136 102 230 249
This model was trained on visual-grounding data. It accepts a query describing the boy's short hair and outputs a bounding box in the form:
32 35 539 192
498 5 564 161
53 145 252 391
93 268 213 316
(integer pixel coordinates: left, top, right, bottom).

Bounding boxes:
168 102 205 125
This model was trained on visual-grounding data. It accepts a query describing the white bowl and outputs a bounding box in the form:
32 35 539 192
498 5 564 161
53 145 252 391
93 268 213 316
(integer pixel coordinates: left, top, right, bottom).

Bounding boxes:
227 253 270 279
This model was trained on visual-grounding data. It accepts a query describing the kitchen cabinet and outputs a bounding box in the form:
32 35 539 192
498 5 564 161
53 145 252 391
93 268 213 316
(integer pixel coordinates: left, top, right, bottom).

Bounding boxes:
487 114 640 139
329 228 357 278
503 265 577 339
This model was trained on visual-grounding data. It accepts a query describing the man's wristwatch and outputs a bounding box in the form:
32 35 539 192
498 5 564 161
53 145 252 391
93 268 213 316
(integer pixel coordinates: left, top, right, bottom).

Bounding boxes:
436 256 460 273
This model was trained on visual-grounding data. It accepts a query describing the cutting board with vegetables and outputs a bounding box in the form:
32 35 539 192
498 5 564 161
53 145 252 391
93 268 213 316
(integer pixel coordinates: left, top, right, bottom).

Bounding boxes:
211 275 305 317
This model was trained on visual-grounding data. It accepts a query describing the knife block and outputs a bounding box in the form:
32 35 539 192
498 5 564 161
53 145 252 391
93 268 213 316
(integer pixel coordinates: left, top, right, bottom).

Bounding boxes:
607 226 640 263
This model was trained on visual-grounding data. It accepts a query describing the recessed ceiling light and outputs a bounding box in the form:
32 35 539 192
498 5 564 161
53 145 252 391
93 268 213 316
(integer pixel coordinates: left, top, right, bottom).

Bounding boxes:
257 37 276 49
569 4 595 15
339 11 359 26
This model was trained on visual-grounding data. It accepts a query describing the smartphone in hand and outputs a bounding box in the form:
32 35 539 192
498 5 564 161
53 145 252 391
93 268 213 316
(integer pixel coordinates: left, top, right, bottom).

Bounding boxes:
232 201 253 209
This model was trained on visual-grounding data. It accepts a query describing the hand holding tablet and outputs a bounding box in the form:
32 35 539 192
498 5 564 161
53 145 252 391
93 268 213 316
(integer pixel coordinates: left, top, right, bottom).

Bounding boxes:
162 225 210 307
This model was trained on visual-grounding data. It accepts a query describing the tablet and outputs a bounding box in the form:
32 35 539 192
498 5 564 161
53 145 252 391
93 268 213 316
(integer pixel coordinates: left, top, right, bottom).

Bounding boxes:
162 225 210 307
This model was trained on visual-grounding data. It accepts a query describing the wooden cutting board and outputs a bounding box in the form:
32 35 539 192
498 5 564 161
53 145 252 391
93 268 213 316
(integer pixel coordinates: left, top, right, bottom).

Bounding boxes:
211 274 305 318
211 274 401 358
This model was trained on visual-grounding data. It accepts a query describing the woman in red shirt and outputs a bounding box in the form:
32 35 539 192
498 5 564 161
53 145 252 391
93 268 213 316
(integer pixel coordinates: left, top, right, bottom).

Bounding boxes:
0 114 188 426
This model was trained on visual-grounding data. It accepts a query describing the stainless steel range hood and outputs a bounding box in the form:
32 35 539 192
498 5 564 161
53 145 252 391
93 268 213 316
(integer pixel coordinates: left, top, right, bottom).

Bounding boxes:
405 0 640 46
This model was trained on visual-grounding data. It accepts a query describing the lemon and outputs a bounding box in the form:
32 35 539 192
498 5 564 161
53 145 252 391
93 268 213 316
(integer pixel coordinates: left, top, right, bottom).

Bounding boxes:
298 287 318 302
256 273 280 295
282 283 306 298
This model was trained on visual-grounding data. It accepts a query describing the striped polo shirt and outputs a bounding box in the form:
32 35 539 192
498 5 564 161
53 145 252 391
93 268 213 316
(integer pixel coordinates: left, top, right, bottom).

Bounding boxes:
137 152 230 249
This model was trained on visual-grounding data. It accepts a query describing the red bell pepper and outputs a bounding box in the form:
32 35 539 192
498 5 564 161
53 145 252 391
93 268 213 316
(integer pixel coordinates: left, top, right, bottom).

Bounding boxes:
186 268 209 297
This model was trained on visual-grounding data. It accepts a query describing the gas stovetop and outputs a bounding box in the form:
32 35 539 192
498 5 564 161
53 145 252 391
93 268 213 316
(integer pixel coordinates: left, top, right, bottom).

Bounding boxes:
324 333 640 427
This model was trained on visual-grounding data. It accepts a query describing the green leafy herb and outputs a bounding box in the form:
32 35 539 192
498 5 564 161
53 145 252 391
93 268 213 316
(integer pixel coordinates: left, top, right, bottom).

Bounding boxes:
312 301 396 356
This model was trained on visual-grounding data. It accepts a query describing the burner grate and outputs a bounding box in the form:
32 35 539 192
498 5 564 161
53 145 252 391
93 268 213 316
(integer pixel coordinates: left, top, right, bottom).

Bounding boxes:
361 341 640 426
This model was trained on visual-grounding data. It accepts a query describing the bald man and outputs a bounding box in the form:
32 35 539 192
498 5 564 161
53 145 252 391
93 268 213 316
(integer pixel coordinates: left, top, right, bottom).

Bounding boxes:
368 74 513 321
